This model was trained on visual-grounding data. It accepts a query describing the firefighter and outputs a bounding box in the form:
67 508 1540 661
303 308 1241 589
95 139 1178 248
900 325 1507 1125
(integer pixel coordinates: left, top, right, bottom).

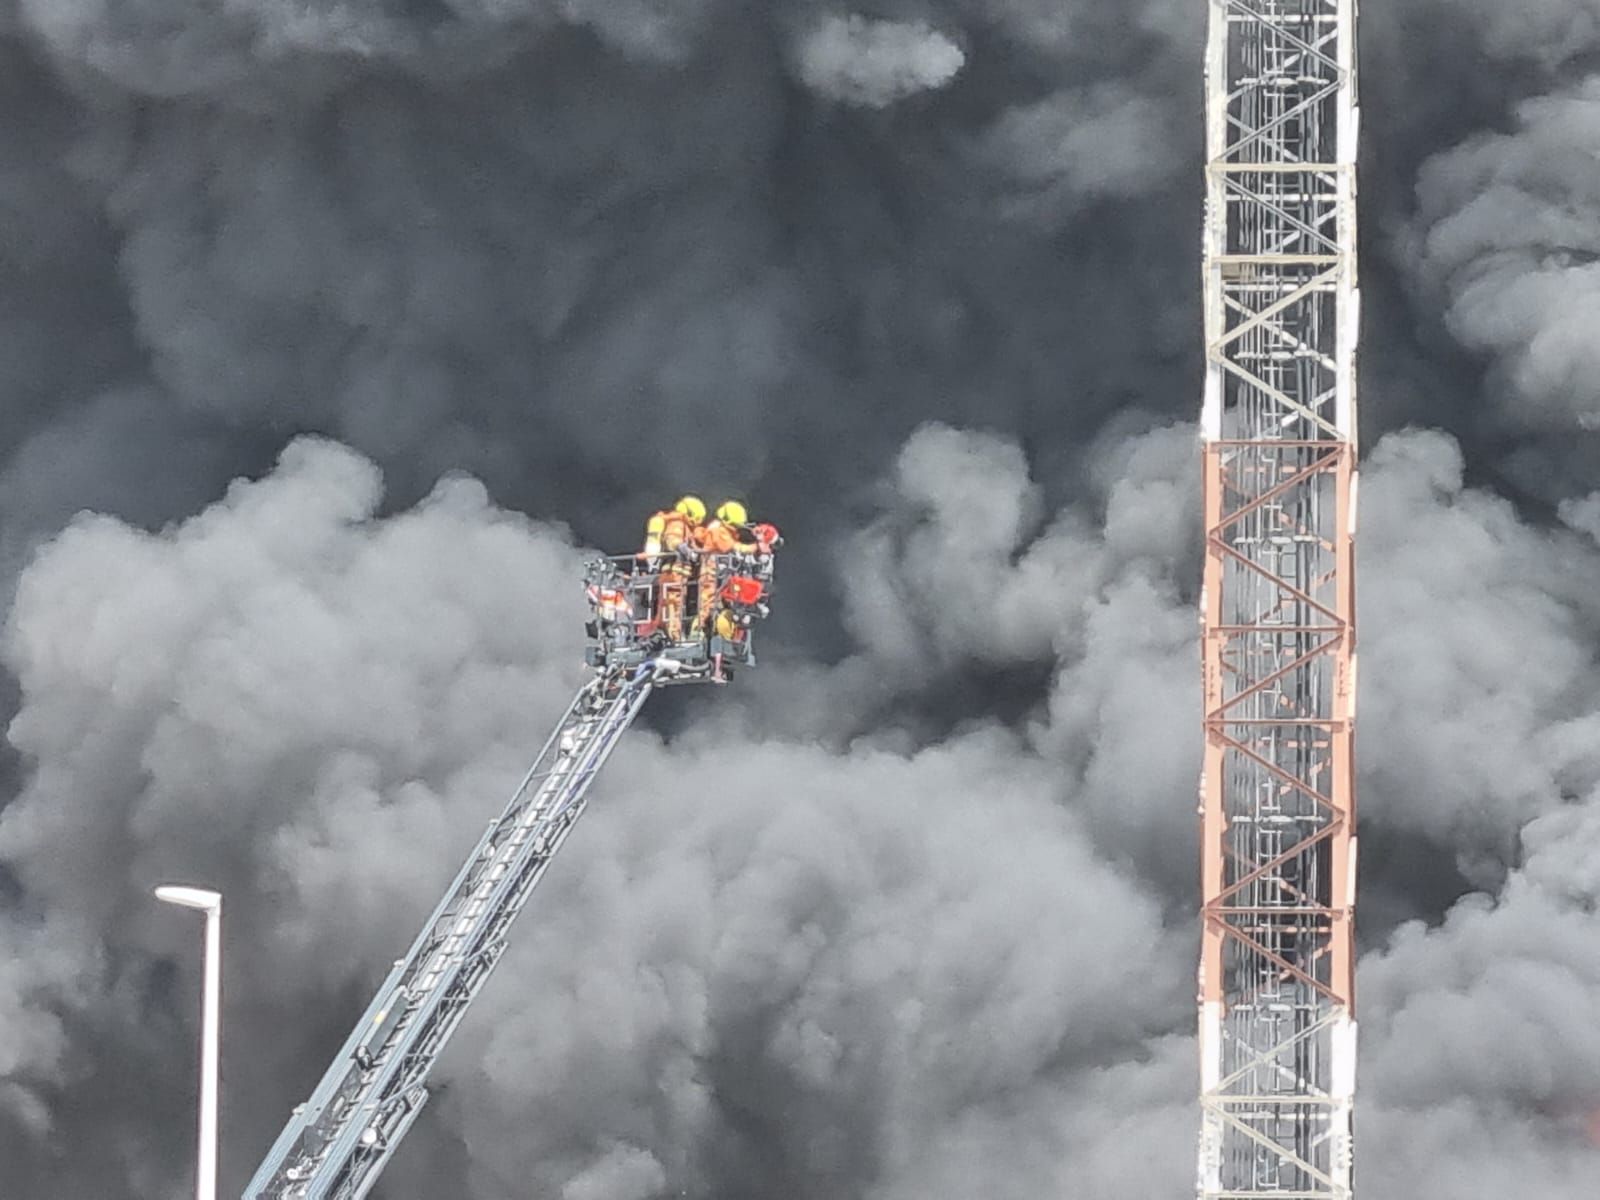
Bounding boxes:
709 501 781 552
694 500 749 631
697 500 779 639
643 495 705 640
701 500 759 553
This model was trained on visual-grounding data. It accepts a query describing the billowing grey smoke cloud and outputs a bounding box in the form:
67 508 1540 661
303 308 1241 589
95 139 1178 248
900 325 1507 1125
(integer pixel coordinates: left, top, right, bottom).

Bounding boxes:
4 0 1600 1196
1355 784 1600 1199
823 421 1202 885
1411 0 1600 67
6 420 1600 1197
837 418 1600 903
976 81 1183 214
1357 429 1600 878
1384 0 1600 499
0 0 1203 582
0 438 598 1191
830 421 1600 1193
0 437 1196 1197
1410 80 1600 433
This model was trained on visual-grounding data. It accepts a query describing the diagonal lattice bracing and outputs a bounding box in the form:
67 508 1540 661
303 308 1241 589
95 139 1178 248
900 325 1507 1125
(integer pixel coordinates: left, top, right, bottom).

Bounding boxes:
1198 1 1358 1198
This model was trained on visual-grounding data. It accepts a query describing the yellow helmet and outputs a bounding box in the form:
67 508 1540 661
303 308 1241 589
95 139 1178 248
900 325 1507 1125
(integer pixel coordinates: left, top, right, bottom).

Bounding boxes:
675 495 706 522
715 499 748 525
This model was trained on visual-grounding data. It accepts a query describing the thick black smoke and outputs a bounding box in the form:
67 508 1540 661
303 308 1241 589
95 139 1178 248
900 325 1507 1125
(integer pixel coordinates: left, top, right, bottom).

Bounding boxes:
2 2 1600 1198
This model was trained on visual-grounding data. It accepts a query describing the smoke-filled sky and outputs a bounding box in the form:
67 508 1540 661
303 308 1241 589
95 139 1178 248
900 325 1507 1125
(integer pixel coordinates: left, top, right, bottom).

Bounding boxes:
3 1 1600 1197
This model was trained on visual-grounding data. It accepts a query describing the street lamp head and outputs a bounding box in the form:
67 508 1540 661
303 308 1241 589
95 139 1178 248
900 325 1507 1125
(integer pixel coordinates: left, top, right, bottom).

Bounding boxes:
155 885 222 913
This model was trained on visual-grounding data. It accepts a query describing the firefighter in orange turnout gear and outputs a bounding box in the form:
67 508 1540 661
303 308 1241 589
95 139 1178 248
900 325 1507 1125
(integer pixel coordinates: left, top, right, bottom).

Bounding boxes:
643 495 705 641
696 500 773 642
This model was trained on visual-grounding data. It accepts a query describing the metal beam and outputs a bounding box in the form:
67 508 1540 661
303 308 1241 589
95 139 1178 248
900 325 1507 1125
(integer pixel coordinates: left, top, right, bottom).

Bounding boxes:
1198 1 1359 1197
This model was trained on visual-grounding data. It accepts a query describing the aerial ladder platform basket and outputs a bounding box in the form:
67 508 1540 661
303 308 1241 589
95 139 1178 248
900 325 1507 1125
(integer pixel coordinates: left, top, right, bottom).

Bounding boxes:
242 545 776 1199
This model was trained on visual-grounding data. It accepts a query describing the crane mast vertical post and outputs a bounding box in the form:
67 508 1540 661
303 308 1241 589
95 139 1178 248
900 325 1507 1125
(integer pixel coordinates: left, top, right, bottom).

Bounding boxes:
1198 1 1359 1198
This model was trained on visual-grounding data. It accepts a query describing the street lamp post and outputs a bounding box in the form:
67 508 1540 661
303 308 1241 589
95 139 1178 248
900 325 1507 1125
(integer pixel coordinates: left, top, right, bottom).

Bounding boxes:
155 885 222 1200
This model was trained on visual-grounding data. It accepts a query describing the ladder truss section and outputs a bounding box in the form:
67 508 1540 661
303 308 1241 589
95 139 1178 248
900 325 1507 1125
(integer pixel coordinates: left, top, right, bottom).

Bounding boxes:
1198 2 1359 1199
244 665 658 1200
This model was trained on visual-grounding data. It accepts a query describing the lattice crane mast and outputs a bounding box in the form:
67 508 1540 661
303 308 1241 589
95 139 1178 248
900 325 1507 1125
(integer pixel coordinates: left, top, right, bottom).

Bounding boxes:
243 543 777 1200
1197 1 1359 1199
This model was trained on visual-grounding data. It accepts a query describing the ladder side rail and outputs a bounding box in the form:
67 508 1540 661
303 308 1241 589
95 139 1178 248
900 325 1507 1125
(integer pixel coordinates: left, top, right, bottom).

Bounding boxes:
383 679 648 1087
392 677 601 996
293 707 614 1194
239 956 410 1197
305 674 654 1199
341 1087 430 1200
351 673 644 1087
378 690 613 1009
242 678 608 1197
325 692 648 1200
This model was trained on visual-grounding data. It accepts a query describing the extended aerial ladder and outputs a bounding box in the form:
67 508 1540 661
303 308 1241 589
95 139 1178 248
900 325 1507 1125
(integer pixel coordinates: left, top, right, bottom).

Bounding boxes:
243 544 777 1199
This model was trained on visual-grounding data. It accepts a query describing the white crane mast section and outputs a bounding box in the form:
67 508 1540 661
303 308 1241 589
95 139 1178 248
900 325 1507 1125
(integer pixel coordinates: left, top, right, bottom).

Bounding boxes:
1198 1 1359 1199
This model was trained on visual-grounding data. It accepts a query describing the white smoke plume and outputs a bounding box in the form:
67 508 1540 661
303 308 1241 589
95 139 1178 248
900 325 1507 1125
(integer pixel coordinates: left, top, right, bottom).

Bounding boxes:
792 15 965 109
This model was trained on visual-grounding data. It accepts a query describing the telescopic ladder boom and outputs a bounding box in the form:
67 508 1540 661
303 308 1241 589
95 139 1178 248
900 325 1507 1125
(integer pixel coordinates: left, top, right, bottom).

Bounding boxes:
242 664 656 1199
243 546 776 1200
